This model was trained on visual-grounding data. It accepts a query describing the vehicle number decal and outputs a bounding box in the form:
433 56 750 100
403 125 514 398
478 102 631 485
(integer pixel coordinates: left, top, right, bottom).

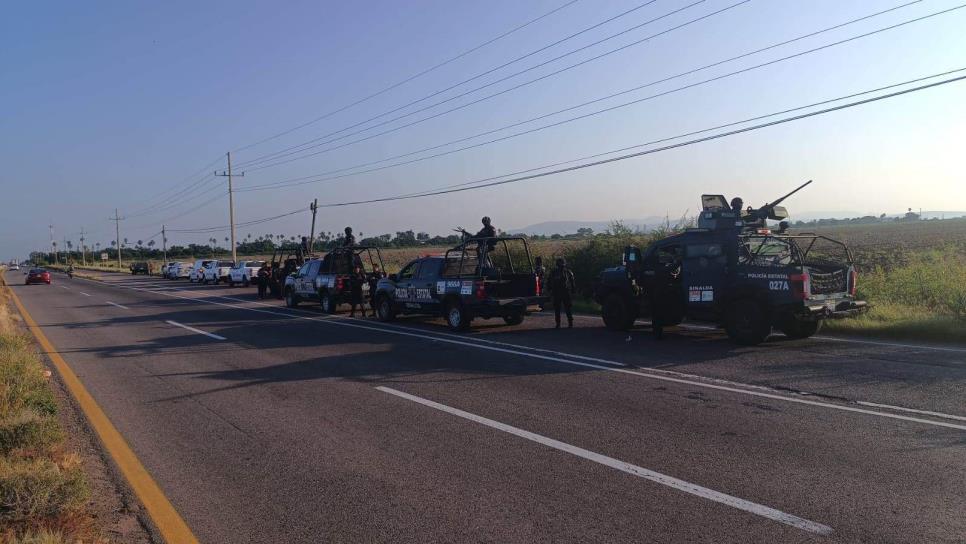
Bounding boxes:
769 280 790 291
436 281 446 293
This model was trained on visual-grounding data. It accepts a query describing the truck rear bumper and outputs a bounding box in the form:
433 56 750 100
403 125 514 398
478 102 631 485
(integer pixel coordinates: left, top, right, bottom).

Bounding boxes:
477 296 549 317
802 299 867 320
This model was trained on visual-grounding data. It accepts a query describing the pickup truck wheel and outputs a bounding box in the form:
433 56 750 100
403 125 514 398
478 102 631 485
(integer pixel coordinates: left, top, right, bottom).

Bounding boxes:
376 296 396 322
726 299 771 345
602 293 634 331
320 292 337 314
778 317 822 339
503 314 524 326
445 301 471 331
285 290 299 308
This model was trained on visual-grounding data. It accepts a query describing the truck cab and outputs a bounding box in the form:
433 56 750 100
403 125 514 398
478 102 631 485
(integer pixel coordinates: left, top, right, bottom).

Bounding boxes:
374 236 547 331
283 246 384 312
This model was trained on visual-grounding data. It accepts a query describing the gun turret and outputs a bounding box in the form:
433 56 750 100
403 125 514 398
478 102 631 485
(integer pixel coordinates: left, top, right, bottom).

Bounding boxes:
743 179 813 227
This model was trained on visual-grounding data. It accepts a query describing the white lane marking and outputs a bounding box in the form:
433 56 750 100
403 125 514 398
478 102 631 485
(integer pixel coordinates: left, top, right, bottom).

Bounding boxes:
377 386 833 535
164 320 226 340
59 285 69 289
79 291 91 296
106 301 130 310
856 401 966 422
83 278 966 431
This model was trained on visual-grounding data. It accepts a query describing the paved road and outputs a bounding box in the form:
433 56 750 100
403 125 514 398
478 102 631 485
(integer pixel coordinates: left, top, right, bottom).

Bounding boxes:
7 270 965 543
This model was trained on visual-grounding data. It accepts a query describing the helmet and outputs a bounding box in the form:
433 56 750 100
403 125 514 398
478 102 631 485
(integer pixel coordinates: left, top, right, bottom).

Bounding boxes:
481 216 491 225
344 226 353 234
555 257 566 267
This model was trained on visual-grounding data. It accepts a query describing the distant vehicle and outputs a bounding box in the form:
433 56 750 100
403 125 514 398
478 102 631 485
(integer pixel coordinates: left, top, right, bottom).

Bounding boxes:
374 236 546 331
283 246 383 312
9 263 20 271
171 262 192 279
25 268 51 285
228 260 265 287
594 181 867 345
130 262 150 275
161 262 179 279
202 260 234 284
189 260 213 283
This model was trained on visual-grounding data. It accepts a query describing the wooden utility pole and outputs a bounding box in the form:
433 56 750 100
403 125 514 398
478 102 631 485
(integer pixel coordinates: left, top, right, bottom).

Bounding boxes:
162 225 168 263
215 152 244 264
79 227 87 266
308 198 318 253
110 209 124 270
49 224 56 264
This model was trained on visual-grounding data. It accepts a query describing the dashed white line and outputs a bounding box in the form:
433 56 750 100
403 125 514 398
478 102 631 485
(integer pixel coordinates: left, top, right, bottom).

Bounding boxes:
377 386 833 536
106 301 130 310
164 320 226 340
79 291 91 297
79 277 966 431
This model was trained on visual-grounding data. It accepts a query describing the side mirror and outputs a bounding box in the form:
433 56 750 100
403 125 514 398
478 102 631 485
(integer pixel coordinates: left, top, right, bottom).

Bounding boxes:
388 273 398 282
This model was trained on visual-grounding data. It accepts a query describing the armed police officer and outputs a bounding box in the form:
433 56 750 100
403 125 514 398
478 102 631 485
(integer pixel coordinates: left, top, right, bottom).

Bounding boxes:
459 216 497 269
546 258 575 329
342 227 356 247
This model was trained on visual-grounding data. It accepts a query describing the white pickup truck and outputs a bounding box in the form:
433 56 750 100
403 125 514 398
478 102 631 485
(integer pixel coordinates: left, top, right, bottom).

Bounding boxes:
228 260 265 287
202 260 235 284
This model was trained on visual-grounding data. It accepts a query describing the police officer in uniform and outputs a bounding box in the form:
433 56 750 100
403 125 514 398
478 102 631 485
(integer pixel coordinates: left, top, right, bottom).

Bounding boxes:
343 227 356 247
348 264 367 318
546 257 575 329
256 263 271 299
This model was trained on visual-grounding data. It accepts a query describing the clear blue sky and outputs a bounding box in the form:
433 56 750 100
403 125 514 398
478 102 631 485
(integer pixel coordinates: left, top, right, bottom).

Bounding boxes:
2 0 964 258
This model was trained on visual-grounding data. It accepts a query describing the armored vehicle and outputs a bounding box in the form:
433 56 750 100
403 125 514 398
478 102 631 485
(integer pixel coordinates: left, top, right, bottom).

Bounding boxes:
374 236 547 331
593 181 867 345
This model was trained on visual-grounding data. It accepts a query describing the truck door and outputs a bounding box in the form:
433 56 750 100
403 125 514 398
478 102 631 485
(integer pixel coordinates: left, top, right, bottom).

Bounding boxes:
300 261 320 297
682 242 725 319
414 259 440 312
394 261 420 307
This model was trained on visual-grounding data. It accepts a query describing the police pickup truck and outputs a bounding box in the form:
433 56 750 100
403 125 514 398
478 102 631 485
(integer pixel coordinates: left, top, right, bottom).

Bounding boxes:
374 236 547 331
594 184 867 345
283 246 384 312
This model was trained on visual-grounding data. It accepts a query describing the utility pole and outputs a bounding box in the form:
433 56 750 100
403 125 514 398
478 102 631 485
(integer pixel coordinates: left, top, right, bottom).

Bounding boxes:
49 224 56 264
110 209 124 270
79 227 87 266
63 235 68 264
162 225 168 263
215 152 244 263
308 198 318 253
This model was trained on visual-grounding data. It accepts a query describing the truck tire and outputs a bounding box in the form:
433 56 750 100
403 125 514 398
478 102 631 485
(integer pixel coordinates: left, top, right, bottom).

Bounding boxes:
320 292 337 314
778 318 822 339
376 295 396 322
445 300 471 332
725 299 771 345
285 289 299 308
503 314 524 326
602 293 634 331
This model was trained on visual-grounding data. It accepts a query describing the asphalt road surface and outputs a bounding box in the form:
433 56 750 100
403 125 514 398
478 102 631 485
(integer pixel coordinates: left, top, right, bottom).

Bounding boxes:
7 270 965 543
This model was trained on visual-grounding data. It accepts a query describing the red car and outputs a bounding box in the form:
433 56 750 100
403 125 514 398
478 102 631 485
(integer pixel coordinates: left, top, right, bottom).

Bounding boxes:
25 268 51 285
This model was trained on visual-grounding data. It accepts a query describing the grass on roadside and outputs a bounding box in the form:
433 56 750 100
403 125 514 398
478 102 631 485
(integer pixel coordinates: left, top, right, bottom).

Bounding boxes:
0 271 99 543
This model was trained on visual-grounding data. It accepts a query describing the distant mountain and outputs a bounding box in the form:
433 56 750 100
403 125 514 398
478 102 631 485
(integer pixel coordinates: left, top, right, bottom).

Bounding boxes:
508 218 667 236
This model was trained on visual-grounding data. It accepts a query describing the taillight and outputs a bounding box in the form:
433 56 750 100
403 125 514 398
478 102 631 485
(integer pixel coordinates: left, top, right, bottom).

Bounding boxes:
849 269 857 296
535 276 541 296
789 272 810 300
336 277 344 291
475 281 486 300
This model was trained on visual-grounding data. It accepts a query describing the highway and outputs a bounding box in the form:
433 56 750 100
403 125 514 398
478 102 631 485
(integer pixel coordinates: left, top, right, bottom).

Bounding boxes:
6 269 965 543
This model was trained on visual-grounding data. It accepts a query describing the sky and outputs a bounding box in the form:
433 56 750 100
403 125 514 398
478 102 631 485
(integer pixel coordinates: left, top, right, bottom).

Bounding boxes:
2 0 965 259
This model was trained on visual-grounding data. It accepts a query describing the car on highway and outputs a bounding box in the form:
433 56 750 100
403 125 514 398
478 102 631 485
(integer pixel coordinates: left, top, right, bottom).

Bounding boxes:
189 259 214 283
202 260 234 284
374 236 547 331
170 262 192 279
130 261 150 275
9 263 20 271
161 262 179 279
228 260 265 287
283 246 383 312
24 268 51 285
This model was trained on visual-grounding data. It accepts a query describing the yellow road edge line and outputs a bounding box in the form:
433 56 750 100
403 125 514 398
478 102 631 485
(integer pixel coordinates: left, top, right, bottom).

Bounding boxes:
3 276 200 544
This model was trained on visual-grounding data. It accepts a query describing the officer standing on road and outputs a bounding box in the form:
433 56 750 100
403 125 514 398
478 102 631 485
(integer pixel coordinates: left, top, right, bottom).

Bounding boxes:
368 264 384 311
348 264 367 318
546 257 575 329
343 227 356 247
256 263 270 299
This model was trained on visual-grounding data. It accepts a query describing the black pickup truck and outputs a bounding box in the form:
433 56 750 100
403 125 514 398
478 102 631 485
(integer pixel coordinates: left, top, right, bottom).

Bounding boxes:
373 236 547 331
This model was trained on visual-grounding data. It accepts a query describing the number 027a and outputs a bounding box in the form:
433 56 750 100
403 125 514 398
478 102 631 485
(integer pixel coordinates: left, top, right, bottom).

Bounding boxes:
769 280 789 291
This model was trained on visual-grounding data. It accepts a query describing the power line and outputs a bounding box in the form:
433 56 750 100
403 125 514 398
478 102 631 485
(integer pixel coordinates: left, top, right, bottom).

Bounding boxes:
124 155 224 217
166 207 309 234
231 0 582 154
309 72 966 208
236 0 944 193
232 0 691 169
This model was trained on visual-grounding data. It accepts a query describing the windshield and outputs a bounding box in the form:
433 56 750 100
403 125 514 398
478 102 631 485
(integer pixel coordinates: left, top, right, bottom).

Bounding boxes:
738 236 799 267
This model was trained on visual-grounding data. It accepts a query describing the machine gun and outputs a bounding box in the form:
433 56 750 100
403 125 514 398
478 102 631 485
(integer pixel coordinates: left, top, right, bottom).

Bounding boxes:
698 180 813 232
